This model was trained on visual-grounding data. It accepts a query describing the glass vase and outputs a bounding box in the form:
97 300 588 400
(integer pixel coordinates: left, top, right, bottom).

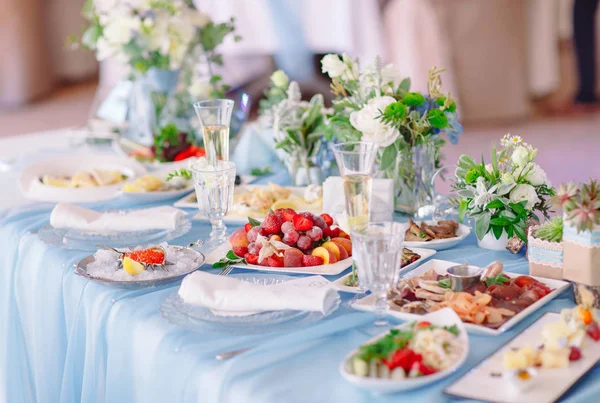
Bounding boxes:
125 67 180 146
382 141 437 218
283 142 334 186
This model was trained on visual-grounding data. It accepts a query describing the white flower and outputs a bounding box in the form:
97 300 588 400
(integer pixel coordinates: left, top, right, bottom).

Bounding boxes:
509 184 541 210
321 54 346 78
103 14 141 45
189 79 212 99
500 172 515 184
270 70 289 89
182 10 210 28
340 53 359 81
95 37 114 60
485 164 493 174
511 145 531 167
515 163 550 186
350 96 399 147
381 64 402 85
501 133 523 148
471 177 499 208
94 0 119 14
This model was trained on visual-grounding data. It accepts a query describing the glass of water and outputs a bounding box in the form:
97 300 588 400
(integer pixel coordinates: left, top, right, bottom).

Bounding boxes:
191 158 236 249
351 222 405 333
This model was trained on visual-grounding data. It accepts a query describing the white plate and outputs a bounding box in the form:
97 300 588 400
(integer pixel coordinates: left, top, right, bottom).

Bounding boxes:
340 308 469 394
445 312 599 403
353 259 571 336
120 163 195 203
403 221 471 251
188 185 322 224
206 242 352 276
333 248 437 293
19 154 147 203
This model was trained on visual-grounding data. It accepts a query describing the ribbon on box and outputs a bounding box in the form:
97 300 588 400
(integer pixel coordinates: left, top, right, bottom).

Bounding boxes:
563 223 600 248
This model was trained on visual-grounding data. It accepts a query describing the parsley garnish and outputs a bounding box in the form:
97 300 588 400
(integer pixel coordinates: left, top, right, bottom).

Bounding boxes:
357 328 414 361
166 168 192 181
251 166 272 176
438 278 451 289
212 250 246 270
443 324 460 336
485 273 510 287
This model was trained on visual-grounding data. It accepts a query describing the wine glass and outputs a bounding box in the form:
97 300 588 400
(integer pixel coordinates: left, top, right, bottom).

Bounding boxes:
193 99 234 164
332 141 379 299
191 158 236 251
351 222 405 333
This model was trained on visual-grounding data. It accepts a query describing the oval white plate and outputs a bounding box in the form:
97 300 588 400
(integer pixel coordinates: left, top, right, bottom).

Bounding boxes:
403 221 471 251
339 308 469 394
19 154 147 203
120 162 194 203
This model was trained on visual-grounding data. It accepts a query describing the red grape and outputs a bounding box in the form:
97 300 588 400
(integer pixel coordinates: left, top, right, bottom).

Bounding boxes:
297 235 312 250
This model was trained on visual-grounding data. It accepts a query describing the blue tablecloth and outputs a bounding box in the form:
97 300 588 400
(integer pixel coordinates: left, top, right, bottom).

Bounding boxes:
1 173 597 403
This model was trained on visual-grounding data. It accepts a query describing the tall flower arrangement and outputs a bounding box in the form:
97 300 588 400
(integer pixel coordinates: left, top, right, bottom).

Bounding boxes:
453 134 554 243
258 70 331 185
319 54 463 214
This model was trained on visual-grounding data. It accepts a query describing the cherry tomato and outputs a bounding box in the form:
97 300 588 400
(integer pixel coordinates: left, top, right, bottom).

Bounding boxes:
415 321 432 329
514 276 535 288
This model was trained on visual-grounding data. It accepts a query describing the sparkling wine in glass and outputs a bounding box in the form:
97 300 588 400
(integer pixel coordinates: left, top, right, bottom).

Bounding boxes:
342 173 373 233
193 99 234 164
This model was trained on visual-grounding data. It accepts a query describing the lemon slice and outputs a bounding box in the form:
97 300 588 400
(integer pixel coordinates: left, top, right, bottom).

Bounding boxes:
122 256 146 275
271 199 299 211
41 175 72 188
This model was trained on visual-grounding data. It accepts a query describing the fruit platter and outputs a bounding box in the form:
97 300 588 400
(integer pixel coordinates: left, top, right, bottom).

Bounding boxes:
340 308 468 394
210 209 353 275
75 242 205 289
446 286 600 402
353 259 570 335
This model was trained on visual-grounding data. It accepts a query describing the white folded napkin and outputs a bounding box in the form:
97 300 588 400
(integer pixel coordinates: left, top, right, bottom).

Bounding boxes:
50 203 186 234
178 271 339 317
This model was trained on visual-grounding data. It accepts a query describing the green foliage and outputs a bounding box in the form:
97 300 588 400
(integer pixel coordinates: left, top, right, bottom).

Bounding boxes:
427 109 448 129
403 92 425 107
534 216 563 242
212 250 246 270
485 273 510 287
166 168 192 181
250 166 272 176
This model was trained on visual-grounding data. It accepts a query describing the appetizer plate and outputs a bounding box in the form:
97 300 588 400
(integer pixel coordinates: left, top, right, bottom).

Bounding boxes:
120 163 194 203
188 184 322 224
75 245 205 289
353 259 570 336
403 221 471 251
340 308 468 394
333 248 437 293
445 312 600 403
207 242 352 276
20 154 147 203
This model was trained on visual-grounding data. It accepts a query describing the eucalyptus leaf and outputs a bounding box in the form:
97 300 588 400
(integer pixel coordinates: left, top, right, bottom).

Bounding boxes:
499 210 517 221
380 145 397 171
458 189 475 198
399 78 411 92
496 183 516 196
475 212 491 240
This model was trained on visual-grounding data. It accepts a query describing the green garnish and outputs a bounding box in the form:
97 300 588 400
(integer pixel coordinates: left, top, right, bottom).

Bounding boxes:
357 328 414 361
443 324 460 336
485 273 510 287
251 166 272 176
344 261 358 286
418 232 427 239
248 217 261 228
212 250 246 270
154 123 182 162
438 278 451 289
166 168 192 182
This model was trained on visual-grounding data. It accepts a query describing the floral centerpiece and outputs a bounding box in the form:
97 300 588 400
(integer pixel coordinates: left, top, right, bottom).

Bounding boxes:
319 53 463 215
452 134 554 250
258 70 331 185
553 180 600 304
75 0 237 145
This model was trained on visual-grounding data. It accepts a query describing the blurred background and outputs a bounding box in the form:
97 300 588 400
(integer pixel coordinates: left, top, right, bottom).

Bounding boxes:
1 0 599 184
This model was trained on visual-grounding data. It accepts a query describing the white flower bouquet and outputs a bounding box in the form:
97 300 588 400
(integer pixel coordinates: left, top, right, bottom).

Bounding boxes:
453 134 554 243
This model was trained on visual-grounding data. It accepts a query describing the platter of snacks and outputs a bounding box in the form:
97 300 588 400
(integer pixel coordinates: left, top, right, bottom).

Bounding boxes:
121 163 194 203
340 308 468 393
207 209 353 275
353 259 570 335
445 287 600 402
403 220 470 251
20 154 146 203
189 183 323 224
75 242 205 288
333 248 437 293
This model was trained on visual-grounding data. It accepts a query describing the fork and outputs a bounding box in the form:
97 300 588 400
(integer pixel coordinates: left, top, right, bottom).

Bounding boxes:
219 266 234 276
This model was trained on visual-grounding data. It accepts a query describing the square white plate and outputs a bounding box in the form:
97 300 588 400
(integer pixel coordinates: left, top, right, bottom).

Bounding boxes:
353 259 571 335
206 242 352 276
445 312 600 403
333 248 437 293
403 221 471 251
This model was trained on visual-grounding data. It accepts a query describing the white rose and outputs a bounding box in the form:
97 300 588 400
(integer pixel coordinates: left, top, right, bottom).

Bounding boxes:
183 10 210 28
516 163 550 186
270 70 289 89
381 64 402 85
509 184 540 210
511 145 531 167
350 96 399 147
103 15 141 45
321 54 346 78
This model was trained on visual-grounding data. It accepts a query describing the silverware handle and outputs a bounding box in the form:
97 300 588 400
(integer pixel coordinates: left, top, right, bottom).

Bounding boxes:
215 347 253 360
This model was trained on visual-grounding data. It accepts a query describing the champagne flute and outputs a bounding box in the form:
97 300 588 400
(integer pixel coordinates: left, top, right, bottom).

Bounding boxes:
193 99 234 165
351 222 405 333
191 158 236 251
332 142 379 301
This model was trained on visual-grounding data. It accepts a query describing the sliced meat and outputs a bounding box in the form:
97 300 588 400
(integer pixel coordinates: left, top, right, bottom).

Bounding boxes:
464 281 488 295
487 283 523 301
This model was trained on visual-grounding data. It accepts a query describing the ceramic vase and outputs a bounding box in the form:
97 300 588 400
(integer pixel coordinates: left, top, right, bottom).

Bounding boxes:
477 230 510 250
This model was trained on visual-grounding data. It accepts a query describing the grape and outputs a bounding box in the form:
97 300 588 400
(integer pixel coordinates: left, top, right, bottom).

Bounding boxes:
306 226 323 241
247 242 257 254
297 235 312 250
247 226 262 242
281 221 295 234
283 230 300 245
312 215 327 229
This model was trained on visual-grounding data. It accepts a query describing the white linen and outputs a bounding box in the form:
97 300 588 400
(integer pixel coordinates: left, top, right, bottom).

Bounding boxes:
178 271 338 316
50 203 185 234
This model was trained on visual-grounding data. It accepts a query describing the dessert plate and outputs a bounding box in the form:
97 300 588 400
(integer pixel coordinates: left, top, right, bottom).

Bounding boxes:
403 221 471 251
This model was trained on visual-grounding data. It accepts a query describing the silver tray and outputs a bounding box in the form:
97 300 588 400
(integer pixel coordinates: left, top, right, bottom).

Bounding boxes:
75 245 205 289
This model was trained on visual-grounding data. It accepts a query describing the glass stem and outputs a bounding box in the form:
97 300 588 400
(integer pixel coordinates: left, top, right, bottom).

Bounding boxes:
374 290 389 327
210 219 227 242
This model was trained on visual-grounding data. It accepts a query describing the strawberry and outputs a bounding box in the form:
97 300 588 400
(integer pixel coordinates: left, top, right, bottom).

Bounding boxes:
587 322 600 341
261 213 283 234
320 213 334 226
267 255 284 267
244 223 253 233
302 255 324 266
232 246 248 257
293 215 313 231
244 253 259 265
275 208 297 222
299 212 315 222
569 346 582 361
323 226 340 238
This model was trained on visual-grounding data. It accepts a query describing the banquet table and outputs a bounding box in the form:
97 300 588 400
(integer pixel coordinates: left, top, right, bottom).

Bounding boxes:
1 130 598 403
